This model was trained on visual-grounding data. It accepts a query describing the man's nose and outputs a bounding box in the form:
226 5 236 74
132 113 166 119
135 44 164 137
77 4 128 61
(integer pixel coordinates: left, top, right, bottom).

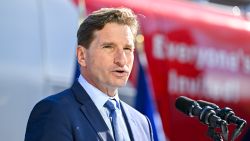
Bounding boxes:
114 49 127 67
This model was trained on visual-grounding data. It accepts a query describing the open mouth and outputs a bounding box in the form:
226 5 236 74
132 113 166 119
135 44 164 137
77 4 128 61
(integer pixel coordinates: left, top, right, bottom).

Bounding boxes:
116 70 125 73
113 69 129 77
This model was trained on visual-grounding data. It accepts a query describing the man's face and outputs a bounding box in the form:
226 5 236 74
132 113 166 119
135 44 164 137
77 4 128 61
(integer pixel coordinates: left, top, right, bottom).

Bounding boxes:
78 23 135 94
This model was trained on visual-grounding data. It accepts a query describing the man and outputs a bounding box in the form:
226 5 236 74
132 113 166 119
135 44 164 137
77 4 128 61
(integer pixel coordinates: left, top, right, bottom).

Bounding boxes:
25 7 154 141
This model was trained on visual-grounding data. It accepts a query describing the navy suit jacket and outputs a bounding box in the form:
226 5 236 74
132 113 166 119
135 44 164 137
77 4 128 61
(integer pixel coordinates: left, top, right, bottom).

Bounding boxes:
25 81 154 141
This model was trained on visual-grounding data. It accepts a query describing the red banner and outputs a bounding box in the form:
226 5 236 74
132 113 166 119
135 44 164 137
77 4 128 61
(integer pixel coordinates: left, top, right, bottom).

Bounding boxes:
85 0 250 140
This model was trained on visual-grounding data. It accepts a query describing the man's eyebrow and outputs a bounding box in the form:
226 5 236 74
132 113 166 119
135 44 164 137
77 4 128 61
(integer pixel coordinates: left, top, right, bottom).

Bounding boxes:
100 42 134 48
100 42 116 46
125 44 133 48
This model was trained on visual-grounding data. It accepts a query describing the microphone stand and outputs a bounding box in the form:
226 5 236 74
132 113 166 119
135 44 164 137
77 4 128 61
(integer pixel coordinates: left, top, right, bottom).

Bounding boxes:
207 126 223 141
231 120 247 141
207 120 228 141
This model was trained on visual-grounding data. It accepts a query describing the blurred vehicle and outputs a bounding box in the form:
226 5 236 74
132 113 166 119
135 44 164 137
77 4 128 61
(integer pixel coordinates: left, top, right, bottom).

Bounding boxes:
0 0 78 140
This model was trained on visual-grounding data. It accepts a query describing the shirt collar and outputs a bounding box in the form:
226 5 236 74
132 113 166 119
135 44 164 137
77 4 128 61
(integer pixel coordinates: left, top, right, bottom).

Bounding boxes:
78 75 120 110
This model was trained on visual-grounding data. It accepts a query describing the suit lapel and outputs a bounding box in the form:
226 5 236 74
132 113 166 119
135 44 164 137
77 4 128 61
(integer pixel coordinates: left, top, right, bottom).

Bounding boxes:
120 101 138 141
71 81 114 141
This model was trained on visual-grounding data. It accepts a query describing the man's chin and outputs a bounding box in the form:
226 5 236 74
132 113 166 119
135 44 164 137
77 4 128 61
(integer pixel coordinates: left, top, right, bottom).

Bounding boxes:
113 80 128 87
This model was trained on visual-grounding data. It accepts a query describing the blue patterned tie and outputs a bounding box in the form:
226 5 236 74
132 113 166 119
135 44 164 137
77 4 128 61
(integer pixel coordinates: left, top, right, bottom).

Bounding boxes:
105 99 124 141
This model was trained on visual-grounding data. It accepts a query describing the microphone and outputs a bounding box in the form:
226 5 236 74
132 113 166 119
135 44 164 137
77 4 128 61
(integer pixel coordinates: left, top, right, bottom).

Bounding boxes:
175 96 229 141
197 100 247 141
175 96 227 127
197 100 246 126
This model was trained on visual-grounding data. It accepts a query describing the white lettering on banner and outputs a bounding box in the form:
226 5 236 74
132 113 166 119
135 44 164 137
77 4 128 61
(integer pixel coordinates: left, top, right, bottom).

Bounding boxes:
168 70 240 103
242 56 250 74
196 48 241 72
152 34 166 59
152 34 250 74
152 34 250 101
168 70 201 96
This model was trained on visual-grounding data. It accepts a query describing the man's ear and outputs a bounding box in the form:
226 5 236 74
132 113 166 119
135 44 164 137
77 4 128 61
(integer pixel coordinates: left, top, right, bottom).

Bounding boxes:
77 45 87 67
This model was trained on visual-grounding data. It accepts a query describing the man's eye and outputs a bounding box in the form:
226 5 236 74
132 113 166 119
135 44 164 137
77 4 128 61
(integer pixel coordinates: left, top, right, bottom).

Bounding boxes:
103 45 112 48
124 47 134 52
124 47 132 51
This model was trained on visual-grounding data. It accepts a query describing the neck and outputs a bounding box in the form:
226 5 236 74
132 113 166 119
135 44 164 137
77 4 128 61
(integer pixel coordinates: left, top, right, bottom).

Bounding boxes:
104 88 118 97
81 73 118 97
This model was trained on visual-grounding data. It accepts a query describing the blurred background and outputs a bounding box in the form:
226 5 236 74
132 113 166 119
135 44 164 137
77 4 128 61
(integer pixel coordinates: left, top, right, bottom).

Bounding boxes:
1 0 250 141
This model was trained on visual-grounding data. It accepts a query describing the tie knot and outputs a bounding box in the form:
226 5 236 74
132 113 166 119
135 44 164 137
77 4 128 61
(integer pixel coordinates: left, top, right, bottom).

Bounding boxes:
105 99 118 112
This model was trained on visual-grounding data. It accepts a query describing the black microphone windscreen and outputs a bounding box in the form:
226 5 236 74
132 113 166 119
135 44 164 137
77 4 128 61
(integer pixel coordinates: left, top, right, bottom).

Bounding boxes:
175 96 196 115
197 100 219 109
